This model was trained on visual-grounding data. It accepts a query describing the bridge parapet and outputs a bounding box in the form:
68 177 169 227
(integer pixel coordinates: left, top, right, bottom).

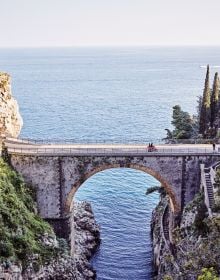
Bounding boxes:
4 138 218 156
6 136 219 145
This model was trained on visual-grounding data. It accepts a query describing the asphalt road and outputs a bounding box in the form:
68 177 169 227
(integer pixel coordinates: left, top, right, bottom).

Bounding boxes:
4 138 219 156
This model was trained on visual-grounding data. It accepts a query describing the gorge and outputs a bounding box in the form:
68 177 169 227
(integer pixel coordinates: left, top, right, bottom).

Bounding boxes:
1 47 218 278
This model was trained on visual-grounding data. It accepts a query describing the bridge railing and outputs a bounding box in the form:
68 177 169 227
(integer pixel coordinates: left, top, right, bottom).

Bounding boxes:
6 146 217 155
5 137 219 145
6 137 165 145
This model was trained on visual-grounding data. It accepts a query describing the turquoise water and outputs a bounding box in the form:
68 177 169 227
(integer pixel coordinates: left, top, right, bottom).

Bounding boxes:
1 47 220 279
75 169 159 280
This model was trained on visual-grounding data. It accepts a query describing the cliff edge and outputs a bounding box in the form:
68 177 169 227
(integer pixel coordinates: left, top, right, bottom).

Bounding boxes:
152 193 220 279
0 158 100 279
0 72 23 138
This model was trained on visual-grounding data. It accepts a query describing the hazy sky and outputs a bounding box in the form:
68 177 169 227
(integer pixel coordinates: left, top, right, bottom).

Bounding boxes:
1 0 220 47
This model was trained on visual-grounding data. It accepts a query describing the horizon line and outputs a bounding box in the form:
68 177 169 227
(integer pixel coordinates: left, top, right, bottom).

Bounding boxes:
1 44 220 49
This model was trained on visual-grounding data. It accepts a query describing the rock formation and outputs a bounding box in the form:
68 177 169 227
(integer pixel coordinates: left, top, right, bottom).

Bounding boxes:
32 201 100 280
151 192 220 279
0 201 100 280
0 72 23 138
72 201 100 280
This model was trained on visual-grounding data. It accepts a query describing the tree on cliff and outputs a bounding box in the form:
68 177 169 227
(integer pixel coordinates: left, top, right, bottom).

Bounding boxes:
146 186 165 196
171 105 193 139
199 65 211 136
210 72 220 130
197 95 203 126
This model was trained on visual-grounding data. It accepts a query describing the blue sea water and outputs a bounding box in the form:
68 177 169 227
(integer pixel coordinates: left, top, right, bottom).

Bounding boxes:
1 46 220 279
75 169 159 280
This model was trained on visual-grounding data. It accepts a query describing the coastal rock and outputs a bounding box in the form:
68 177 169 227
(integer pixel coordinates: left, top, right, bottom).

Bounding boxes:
0 72 23 138
72 201 100 280
152 192 220 279
151 196 175 278
0 201 100 280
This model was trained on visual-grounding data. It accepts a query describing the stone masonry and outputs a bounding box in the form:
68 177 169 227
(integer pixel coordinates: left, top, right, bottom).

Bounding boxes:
8 154 212 213
8 153 220 237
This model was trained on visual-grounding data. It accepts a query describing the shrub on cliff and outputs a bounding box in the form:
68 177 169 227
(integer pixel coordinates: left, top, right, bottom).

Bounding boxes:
198 267 219 280
0 158 57 267
165 105 197 141
146 186 165 196
212 169 220 212
169 196 220 278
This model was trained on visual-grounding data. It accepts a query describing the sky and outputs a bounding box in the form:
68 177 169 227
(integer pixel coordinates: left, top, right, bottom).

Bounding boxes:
1 0 220 47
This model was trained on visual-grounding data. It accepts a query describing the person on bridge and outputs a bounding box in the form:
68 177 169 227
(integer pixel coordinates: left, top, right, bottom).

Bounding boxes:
147 143 158 152
213 143 216 152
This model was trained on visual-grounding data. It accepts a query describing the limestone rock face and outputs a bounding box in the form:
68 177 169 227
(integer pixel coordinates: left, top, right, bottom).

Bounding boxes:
0 201 100 280
72 201 100 280
0 72 23 138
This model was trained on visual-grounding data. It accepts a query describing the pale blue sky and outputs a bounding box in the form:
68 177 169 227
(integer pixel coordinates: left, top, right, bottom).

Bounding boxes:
1 0 220 47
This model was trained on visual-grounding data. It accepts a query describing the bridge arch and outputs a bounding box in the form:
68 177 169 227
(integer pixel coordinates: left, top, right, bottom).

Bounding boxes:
65 163 180 214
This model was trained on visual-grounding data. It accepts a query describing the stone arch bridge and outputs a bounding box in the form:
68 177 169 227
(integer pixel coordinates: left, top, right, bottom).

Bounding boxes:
4 138 220 238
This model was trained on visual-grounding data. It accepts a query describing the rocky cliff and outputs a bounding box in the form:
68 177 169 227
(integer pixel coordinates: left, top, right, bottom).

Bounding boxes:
0 72 23 138
25 202 100 280
0 158 100 280
72 201 100 280
152 192 220 279
0 201 100 280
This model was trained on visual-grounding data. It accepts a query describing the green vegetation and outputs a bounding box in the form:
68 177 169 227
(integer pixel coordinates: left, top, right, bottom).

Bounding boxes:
210 73 220 129
171 105 195 139
197 267 219 280
157 66 220 278
163 276 173 280
146 186 166 197
212 169 220 212
184 192 208 233
165 65 220 141
0 158 58 268
213 169 220 193
164 105 197 141
199 65 211 136
169 193 220 278
196 65 220 139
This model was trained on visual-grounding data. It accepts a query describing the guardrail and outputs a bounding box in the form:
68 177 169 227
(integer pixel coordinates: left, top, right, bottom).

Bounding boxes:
6 147 218 156
6 137 220 144
6 137 165 145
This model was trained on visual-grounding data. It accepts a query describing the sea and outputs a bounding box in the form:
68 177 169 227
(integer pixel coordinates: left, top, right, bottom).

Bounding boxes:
1 46 220 280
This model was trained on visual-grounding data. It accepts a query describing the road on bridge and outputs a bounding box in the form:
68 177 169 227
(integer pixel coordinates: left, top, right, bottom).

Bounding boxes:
3 138 220 156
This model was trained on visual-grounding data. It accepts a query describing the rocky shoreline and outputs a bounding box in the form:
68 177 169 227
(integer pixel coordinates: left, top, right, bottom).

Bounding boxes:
72 201 101 280
0 201 100 280
151 195 173 279
151 192 220 279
